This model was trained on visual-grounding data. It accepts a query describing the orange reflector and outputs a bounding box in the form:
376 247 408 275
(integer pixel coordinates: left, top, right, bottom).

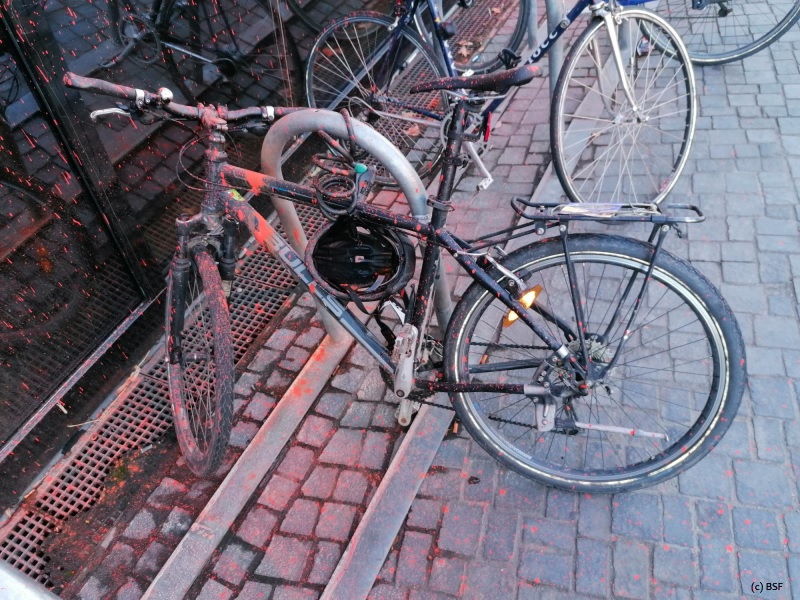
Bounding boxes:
502 285 542 327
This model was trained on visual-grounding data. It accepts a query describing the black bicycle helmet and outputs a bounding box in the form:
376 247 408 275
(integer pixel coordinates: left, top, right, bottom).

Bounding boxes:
306 217 416 302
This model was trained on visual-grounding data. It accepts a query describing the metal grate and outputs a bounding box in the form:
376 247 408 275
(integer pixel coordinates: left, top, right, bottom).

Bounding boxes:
0 204 324 584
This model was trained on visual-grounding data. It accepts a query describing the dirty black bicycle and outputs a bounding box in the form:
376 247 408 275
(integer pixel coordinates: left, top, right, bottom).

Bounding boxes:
64 64 745 492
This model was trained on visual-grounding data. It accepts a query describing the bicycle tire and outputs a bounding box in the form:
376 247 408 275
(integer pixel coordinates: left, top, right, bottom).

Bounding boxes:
449 0 530 74
550 9 696 205
647 0 800 65
443 234 745 493
305 11 449 185
165 249 234 476
158 0 304 108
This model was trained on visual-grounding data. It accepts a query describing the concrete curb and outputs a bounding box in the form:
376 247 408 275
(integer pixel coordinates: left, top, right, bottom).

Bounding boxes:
142 334 354 600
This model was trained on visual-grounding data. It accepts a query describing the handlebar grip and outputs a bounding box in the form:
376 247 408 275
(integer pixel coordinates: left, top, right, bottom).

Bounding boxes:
63 72 141 101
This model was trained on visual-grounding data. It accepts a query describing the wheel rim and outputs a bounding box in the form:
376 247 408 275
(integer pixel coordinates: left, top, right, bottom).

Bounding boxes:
163 0 300 107
453 250 729 487
167 264 221 465
652 0 800 63
308 16 447 183
554 12 695 204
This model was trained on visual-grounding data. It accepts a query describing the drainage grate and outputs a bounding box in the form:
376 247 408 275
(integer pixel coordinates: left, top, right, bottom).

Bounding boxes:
0 205 327 585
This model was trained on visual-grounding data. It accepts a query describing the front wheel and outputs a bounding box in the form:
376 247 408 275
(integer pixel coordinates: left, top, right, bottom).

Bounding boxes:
551 9 696 204
443 235 746 493
165 250 234 476
305 12 449 185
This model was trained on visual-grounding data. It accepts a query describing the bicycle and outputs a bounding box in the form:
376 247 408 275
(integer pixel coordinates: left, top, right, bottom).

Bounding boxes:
101 0 302 108
63 64 744 492
305 0 697 205
648 0 800 65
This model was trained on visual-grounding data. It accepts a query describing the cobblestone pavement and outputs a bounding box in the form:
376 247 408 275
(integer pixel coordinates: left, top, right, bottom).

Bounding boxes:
54 12 800 600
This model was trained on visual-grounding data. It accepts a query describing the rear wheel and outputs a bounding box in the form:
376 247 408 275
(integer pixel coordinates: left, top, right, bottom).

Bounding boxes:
649 0 800 65
165 249 234 476
305 11 449 184
444 235 745 493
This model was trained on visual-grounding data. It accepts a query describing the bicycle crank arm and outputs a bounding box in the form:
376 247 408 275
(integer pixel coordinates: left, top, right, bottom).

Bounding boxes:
560 419 669 441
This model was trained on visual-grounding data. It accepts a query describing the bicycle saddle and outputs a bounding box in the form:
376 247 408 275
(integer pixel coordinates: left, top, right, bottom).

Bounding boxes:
409 64 538 94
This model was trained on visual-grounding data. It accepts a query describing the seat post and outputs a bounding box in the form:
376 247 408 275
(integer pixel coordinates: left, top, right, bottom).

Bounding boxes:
429 99 468 230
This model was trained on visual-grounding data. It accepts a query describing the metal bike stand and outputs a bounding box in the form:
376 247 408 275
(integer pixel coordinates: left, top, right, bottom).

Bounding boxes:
545 0 565 96
0 560 61 600
260 110 454 338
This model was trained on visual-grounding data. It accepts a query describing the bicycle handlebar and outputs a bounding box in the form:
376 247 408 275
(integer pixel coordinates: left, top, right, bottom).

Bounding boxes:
63 72 305 123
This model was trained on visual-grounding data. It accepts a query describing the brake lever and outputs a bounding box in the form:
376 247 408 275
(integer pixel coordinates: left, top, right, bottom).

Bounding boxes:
89 105 131 122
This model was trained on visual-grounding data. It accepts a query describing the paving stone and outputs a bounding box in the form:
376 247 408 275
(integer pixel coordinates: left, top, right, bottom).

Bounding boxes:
235 372 261 396
429 556 466 595
187 480 216 501
654 545 697 587
418 468 462 500
662 496 694 547
341 401 375 428
678 454 733 500
213 543 257 586
281 499 320 536
146 477 188 509
244 392 277 421
79 577 110 600
749 377 796 418
377 550 399 584
371 404 398 428
116 578 142 600
518 548 573 590
737 550 789 596
461 561 515 598
230 420 260 448
135 541 168 576
279 346 310 371
237 581 274 600
438 503 485 556
308 541 342 585
316 502 358 542
734 460 794 508
495 469 547 513
333 470 369 504
249 348 281 373
699 538 736 592
522 517 576 553
576 538 611 597
258 475 299 510
396 531 432 585
369 584 409 600
237 506 278 548
265 328 297 351
161 507 192 538
301 466 338 499
277 446 316 481
612 494 663 542
360 431 391 469
612 540 650 599
122 510 157 540
331 367 368 393
695 501 734 538
297 415 335 448
256 536 312 580
319 429 363 467
545 490 578 522
463 458 498 503
733 507 782 549
431 437 469 470
265 369 293 391
356 369 387 401
196 579 234 600
578 494 612 539
483 510 517 561
315 392 351 419
295 326 325 349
